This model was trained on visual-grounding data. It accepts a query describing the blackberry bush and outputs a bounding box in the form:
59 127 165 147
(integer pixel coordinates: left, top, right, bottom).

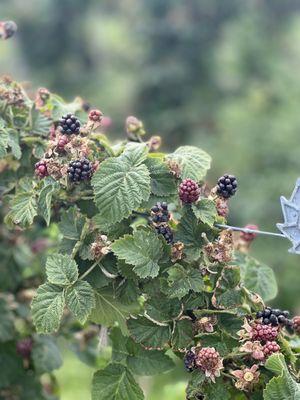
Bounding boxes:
1 77 300 400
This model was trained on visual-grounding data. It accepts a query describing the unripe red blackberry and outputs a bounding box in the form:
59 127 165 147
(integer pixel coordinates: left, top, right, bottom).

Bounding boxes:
151 202 170 224
179 178 201 204
35 160 48 178
56 134 69 152
58 113 80 135
16 338 33 359
184 349 196 372
240 224 258 242
194 347 223 379
292 316 300 334
155 224 174 244
89 109 103 122
217 174 237 198
263 341 280 357
251 323 278 342
67 158 93 183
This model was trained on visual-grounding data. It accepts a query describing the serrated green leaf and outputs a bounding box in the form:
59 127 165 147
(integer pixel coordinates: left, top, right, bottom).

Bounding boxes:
58 206 85 240
145 295 182 323
0 121 9 158
65 280 95 324
30 108 52 136
165 264 205 299
121 142 149 165
264 353 300 400
5 191 37 228
7 130 21 159
237 254 278 302
31 283 65 333
0 298 15 342
92 363 144 400
212 266 244 309
112 229 163 278
127 317 171 348
38 179 59 226
32 336 62 373
90 290 139 336
192 199 217 227
166 145 211 181
144 157 177 196
186 370 206 400
171 319 194 349
45 253 78 286
92 151 151 224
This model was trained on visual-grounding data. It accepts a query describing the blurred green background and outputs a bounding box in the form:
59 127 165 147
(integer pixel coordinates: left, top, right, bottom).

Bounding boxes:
2 0 300 398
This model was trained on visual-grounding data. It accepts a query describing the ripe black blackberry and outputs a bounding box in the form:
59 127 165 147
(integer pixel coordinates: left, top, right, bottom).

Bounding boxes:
155 224 174 244
151 202 170 224
217 174 237 198
184 350 196 372
257 307 290 327
179 178 201 204
58 113 81 135
67 158 93 183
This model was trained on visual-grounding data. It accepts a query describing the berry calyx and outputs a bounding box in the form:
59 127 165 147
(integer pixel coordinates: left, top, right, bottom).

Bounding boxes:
263 341 280 357
179 178 201 204
250 323 278 342
88 109 103 122
16 338 33 359
151 202 170 224
67 158 93 182
240 224 258 242
58 113 80 135
292 316 300 334
217 174 238 198
155 224 174 244
35 160 48 179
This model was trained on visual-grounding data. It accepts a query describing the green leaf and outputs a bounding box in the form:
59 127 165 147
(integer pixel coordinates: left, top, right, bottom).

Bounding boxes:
38 179 59 226
58 206 85 240
92 364 144 400
192 199 217 227
165 264 205 299
32 336 62 373
90 290 139 336
144 156 177 196
5 191 37 228
112 229 163 278
212 266 244 309
171 319 194 349
166 145 211 181
0 298 15 342
121 142 149 165
0 121 9 158
186 371 206 400
45 253 78 286
237 254 278 301
30 108 52 136
65 280 95 324
264 353 300 400
7 130 21 159
145 295 182 323
31 283 65 333
127 317 171 349
92 149 151 224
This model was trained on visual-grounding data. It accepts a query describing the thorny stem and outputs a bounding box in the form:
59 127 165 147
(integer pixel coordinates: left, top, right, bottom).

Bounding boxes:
215 223 285 238
71 220 90 259
79 261 99 281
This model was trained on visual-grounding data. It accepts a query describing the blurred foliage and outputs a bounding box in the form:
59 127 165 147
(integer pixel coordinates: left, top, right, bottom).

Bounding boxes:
2 0 300 398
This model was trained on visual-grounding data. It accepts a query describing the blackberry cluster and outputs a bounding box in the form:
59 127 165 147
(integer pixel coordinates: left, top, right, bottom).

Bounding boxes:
67 158 93 183
56 134 69 152
256 307 290 327
150 202 170 224
263 341 280 357
251 323 278 342
155 225 173 244
58 113 81 135
179 178 201 204
217 174 237 198
35 160 48 178
16 338 33 359
184 350 196 372
89 109 103 122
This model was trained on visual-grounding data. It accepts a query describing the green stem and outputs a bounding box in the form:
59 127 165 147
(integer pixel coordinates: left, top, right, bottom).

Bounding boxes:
194 309 236 316
79 261 99 280
71 220 90 259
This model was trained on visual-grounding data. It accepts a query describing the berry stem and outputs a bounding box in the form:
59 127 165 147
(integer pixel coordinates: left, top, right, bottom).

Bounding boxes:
79 261 100 281
215 223 285 238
